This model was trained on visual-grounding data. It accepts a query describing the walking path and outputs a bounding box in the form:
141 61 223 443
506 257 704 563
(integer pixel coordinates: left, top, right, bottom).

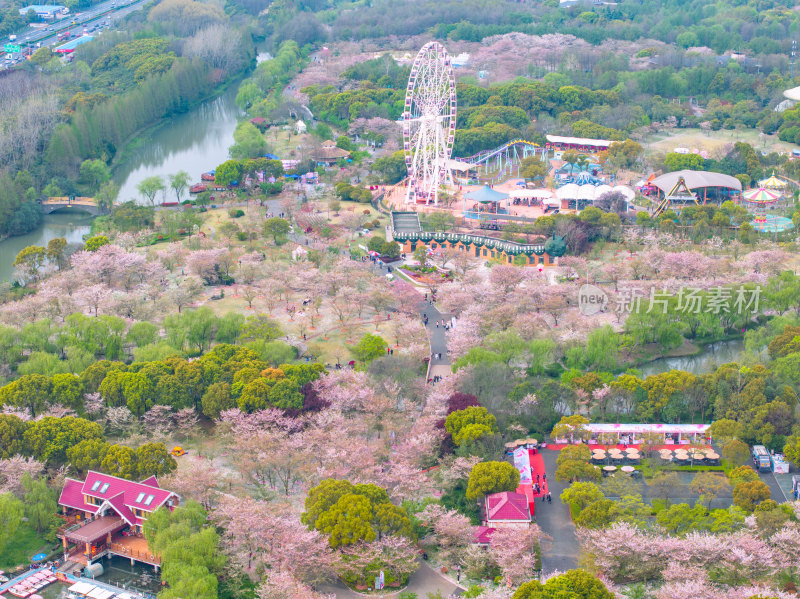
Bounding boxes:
317 561 463 598
537 449 580 575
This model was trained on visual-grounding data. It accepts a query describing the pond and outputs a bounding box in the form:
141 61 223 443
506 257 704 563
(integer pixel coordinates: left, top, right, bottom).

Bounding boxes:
636 338 751 378
0 211 94 282
36 556 161 599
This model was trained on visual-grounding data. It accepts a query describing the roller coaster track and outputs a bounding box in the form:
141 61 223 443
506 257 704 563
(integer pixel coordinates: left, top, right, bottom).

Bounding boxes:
459 139 543 167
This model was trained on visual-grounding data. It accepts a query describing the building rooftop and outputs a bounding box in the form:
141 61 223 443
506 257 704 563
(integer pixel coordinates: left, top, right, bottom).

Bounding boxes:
485 491 531 522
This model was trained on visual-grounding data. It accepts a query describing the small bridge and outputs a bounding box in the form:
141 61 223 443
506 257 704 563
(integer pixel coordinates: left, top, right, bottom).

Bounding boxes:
41 196 105 215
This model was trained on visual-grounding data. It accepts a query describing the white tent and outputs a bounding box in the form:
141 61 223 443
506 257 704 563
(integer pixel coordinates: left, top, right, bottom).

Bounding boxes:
68 582 96 596
577 184 596 200
593 184 612 197
612 185 636 200
88 588 115 599
556 183 580 199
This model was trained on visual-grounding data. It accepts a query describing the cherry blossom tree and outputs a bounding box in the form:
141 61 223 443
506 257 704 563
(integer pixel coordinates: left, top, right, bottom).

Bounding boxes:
74 284 113 317
162 456 220 509
214 495 337 585
0 455 45 496
489 525 545 586
418 504 474 566
256 571 334 599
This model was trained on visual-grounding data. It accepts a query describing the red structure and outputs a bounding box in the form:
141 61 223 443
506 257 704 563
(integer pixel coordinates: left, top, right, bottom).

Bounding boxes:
58 472 179 568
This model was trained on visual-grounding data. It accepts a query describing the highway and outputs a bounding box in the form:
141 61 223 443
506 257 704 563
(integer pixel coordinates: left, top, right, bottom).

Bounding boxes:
3 0 150 60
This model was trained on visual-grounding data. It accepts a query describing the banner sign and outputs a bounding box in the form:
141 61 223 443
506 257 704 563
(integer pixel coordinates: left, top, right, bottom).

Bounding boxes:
513 446 532 485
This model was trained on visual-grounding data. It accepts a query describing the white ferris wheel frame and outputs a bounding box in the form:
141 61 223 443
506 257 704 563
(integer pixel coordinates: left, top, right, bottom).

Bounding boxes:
403 41 457 205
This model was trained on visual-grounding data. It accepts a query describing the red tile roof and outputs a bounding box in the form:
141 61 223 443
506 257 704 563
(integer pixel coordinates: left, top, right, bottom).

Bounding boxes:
139 476 160 488
473 526 495 545
485 491 531 523
59 471 178 525
105 493 137 526
58 478 98 514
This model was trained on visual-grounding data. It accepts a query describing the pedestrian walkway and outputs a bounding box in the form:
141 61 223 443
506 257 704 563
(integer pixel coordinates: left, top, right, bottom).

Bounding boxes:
537 449 580 575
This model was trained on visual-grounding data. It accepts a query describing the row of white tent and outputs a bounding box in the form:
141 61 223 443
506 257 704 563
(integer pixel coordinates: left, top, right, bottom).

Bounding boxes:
68 581 138 599
509 185 635 204
555 184 636 201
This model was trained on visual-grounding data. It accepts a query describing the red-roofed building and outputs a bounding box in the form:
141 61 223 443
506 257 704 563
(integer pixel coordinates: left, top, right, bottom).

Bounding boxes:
58 471 179 569
473 526 495 546
484 491 531 527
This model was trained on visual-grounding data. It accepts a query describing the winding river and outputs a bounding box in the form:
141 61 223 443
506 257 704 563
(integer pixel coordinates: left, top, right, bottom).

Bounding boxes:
0 80 243 282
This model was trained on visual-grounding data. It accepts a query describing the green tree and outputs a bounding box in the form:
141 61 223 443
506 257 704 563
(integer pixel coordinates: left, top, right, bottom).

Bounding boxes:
350 333 388 363
51 373 85 412
784 436 800 468
230 121 267 160
0 493 24 554
30 46 52 66
574 498 620 529
136 442 178 478
722 439 751 466
101 444 138 480
46 237 68 270
137 175 166 206
302 479 413 548
67 439 110 474
690 472 731 510
168 171 191 203
201 382 235 419
13 245 47 279
555 460 601 483
0 374 52 418
264 217 290 244
648 471 681 507
512 569 614 599
465 461 520 501
0 415 28 458
413 243 429 267
729 465 760 486
22 475 57 536
520 156 548 181
214 160 243 187
79 159 111 191
732 480 771 512
560 482 604 514
266 378 303 410
84 235 110 252
445 406 498 446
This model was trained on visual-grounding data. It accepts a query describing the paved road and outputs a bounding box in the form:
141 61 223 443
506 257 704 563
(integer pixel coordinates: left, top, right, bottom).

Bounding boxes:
421 301 450 371
317 561 463 598
538 449 580 575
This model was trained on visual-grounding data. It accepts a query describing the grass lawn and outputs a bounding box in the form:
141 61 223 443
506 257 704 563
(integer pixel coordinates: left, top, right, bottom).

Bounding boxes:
0 523 55 570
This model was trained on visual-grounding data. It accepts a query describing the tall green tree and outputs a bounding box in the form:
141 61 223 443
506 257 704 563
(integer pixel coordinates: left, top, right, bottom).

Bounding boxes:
168 171 191 203
0 493 24 554
22 475 57 536
137 176 165 206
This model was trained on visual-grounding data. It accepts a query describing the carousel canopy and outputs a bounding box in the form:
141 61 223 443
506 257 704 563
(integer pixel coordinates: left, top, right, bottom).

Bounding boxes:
743 187 780 204
464 185 509 203
758 173 786 189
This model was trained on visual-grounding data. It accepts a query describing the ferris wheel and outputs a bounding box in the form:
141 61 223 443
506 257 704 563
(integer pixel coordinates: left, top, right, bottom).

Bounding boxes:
403 42 457 205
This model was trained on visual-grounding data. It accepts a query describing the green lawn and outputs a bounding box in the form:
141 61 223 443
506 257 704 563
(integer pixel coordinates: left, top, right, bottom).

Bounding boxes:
0 523 54 570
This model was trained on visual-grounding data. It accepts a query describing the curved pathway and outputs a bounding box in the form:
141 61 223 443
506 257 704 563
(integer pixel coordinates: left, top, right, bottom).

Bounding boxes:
317 561 463 599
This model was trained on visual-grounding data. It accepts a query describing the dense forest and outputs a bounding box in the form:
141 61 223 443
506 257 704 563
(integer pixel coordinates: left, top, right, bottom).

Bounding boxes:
256 0 800 56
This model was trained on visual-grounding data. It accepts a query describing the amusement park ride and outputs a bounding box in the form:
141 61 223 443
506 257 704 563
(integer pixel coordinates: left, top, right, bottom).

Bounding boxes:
403 42 457 205
402 42 547 205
